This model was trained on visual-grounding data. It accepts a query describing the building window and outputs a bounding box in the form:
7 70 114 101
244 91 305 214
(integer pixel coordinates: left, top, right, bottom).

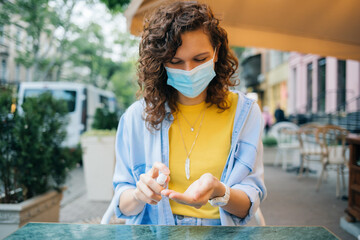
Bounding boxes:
1 59 7 82
15 64 21 82
337 60 346 111
317 58 326 113
282 52 290 62
269 50 283 70
26 68 30 82
16 27 21 50
0 25 4 44
307 63 313 112
26 35 33 51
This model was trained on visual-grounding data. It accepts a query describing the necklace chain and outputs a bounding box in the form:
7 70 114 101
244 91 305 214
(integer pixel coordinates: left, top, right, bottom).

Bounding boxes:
179 107 206 132
177 108 206 180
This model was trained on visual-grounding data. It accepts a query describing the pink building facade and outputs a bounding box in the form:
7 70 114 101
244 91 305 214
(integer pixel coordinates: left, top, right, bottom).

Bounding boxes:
288 52 360 115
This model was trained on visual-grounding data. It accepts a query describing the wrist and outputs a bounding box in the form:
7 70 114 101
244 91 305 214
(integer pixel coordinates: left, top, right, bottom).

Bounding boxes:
208 182 230 207
132 188 144 204
210 178 226 199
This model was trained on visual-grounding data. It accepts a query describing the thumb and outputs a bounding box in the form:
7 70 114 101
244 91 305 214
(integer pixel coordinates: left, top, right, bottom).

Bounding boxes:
150 166 159 179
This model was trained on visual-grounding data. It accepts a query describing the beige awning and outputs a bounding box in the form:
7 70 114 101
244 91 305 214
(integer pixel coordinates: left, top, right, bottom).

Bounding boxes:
125 0 360 61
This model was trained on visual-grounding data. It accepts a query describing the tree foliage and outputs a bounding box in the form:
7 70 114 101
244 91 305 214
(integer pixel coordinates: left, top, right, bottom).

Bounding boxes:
1 0 140 110
100 0 130 12
66 22 111 87
66 22 139 109
110 61 137 109
0 0 77 82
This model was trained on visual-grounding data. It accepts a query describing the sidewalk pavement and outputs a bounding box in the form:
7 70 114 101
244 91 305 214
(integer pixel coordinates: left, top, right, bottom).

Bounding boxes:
60 167 124 224
60 162 355 239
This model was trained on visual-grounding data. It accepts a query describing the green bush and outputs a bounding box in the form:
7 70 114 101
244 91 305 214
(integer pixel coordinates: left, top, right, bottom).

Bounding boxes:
51 144 82 186
262 136 278 147
0 88 18 203
92 107 118 130
0 89 78 203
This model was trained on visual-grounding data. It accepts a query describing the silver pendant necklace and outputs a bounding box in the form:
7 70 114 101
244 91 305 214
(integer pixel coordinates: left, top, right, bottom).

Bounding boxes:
177 108 206 180
179 107 206 132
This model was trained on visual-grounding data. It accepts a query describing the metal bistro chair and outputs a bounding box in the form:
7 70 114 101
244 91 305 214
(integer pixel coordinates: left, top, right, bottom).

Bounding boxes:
270 122 300 170
297 123 323 178
316 125 349 198
101 197 267 226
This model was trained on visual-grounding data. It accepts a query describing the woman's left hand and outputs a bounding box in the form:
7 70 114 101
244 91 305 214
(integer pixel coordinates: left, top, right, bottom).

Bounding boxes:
160 173 225 209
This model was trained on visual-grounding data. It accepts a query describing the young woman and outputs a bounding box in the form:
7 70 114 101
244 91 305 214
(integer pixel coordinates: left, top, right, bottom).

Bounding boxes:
113 1 266 226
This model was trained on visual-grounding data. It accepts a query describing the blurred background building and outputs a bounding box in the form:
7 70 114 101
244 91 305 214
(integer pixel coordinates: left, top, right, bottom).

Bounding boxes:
240 48 360 133
0 20 57 85
0 22 29 84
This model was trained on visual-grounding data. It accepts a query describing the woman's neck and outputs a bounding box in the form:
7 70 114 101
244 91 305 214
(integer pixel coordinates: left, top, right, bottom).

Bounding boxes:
177 88 207 105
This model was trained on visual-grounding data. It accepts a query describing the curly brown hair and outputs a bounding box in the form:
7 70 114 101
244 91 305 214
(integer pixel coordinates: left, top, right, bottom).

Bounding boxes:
137 1 239 130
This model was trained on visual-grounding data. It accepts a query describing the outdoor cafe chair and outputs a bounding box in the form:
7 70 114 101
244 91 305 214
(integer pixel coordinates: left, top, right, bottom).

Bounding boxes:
316 125 349 198
297 123 323 178
269 122 300 170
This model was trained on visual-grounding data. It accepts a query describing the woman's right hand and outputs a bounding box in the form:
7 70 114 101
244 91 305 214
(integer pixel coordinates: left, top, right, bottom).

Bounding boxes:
133 162 170 205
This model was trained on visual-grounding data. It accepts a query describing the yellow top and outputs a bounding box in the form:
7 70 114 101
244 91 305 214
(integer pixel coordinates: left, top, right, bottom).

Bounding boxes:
168 91 238 219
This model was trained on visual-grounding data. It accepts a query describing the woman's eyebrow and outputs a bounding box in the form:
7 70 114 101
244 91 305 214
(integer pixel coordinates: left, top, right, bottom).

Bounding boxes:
172 52 210 60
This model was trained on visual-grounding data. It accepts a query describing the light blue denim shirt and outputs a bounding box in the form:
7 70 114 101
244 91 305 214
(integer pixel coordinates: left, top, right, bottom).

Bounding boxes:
113 90 267 225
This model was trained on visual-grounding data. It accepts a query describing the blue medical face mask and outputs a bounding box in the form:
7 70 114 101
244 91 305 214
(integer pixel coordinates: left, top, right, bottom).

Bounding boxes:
165 49 216 98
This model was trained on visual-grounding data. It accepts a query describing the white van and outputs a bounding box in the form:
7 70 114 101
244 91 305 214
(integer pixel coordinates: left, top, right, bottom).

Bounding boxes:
17 82 117 147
